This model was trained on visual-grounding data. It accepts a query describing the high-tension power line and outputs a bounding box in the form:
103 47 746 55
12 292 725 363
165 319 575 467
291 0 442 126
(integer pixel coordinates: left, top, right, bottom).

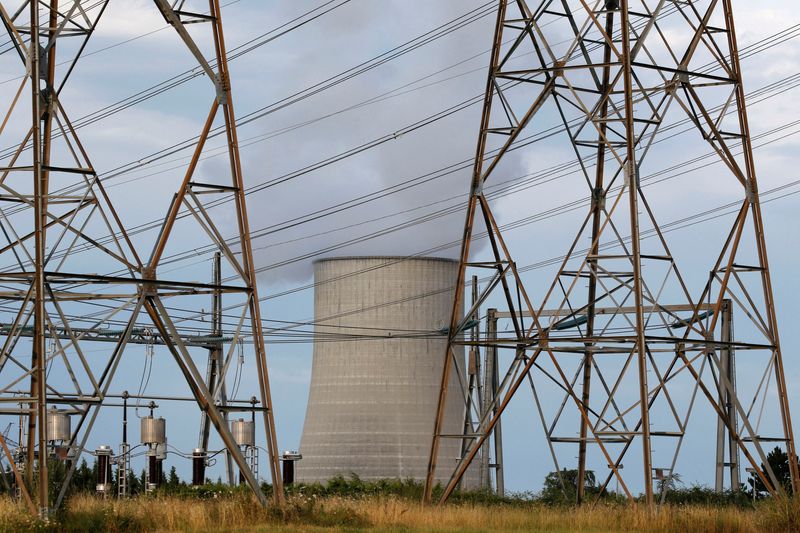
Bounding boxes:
13 173 800 346
43 27 800 345
7 15 796 285
154 27 800 328
0 1 503 270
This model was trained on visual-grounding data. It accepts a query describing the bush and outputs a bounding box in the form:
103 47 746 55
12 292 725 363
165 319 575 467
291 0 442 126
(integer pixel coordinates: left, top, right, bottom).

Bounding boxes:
263 474 525 506
660 485 753 507
268 495 368 528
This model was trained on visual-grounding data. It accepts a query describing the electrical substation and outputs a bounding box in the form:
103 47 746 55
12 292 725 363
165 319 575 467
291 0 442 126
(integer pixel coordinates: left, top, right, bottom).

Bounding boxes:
0 0 797 519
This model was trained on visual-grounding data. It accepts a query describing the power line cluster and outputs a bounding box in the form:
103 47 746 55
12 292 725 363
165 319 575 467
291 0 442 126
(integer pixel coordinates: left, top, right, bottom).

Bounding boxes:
0 2 796 346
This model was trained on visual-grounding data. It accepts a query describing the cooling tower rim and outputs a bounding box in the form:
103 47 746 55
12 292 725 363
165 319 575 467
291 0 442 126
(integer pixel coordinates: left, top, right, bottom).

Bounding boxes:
313 255 456 265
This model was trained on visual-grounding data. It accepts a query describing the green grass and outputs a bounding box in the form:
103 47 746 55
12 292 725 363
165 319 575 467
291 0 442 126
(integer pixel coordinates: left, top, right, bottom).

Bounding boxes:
0 477 792 532
0 490 795 532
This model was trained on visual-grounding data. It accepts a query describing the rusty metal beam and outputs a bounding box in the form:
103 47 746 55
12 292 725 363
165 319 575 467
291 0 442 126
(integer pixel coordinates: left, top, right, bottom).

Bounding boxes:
424 0 798 507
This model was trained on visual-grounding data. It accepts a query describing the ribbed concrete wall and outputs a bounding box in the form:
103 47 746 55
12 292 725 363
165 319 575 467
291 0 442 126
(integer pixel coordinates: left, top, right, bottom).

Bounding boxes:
297 256 472 484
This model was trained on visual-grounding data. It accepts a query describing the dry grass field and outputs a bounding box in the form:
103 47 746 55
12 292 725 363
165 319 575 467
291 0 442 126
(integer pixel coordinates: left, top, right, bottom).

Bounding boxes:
0 493 796 533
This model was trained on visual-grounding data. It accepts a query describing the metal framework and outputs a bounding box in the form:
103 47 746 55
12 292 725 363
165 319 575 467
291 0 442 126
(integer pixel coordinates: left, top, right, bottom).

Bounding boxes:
425 0 798 506
0 0 283 515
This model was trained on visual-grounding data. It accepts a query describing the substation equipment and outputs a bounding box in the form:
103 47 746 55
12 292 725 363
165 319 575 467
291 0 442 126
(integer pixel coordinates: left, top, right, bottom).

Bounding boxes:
280 451 302 486
95 445 114 497
141 415 167 493
0 0 284 515
231 416 258 485
424 0 800 507
46 408 71 448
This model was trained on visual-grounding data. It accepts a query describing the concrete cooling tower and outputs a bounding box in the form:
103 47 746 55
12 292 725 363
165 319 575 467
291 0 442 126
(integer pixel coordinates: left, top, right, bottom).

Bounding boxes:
297 256 474 485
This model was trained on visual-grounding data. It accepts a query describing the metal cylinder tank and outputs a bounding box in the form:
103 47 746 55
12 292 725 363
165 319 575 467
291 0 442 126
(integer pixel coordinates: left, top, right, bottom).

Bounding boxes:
46 409 71 442
192 449 206 486
231 419 255 447
156 440 168 460
140 417 166 445
297 256 475 484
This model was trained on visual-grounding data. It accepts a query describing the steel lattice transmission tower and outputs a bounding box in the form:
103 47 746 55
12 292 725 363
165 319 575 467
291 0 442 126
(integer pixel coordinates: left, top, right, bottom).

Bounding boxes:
424 0 799 506
0 0 283 514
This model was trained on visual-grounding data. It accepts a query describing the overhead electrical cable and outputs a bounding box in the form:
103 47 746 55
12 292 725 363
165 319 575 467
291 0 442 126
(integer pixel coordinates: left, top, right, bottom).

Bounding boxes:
16 177 800 344
0 0 245 83
40 119 800 338
3 11 796 340
0 0 357 160
7 25 800 334
0 0 493 164
20 19 798 277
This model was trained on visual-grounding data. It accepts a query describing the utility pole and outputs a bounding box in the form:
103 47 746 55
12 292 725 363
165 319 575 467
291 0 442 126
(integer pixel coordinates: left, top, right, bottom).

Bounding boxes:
486 309 504 496
199 252 234 484
715 300 740 491
477 309 504 495
461 276 483 490
119 391 129 498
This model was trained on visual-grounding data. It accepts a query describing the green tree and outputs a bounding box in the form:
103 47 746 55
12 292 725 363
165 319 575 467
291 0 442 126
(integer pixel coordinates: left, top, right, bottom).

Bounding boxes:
656 472 683 495
0 466 11 494
747 446 796 498
540 468 598 503
167 466 181 489
71 459 94 493
47 457 68 502
127 469 142 495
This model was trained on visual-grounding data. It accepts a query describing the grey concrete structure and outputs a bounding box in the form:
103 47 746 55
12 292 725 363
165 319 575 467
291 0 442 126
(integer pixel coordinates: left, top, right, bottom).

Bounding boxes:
297 256 473 484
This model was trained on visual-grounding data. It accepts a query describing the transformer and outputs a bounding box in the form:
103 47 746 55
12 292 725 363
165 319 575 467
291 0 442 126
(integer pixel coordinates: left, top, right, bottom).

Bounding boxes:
46 409 70 443
95 446 113 496
192 449 206 486
281 451 302 486
231 419 255 448
140 416 166 445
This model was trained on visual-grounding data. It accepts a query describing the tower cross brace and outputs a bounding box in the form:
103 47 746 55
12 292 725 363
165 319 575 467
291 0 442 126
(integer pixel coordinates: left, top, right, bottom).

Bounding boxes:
424 0 798 506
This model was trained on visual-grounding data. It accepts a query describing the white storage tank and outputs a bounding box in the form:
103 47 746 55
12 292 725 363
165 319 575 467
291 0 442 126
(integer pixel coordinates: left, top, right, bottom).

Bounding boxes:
140 416 166 445
46 408 71 442
297 256 474 484
231 419 255 448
